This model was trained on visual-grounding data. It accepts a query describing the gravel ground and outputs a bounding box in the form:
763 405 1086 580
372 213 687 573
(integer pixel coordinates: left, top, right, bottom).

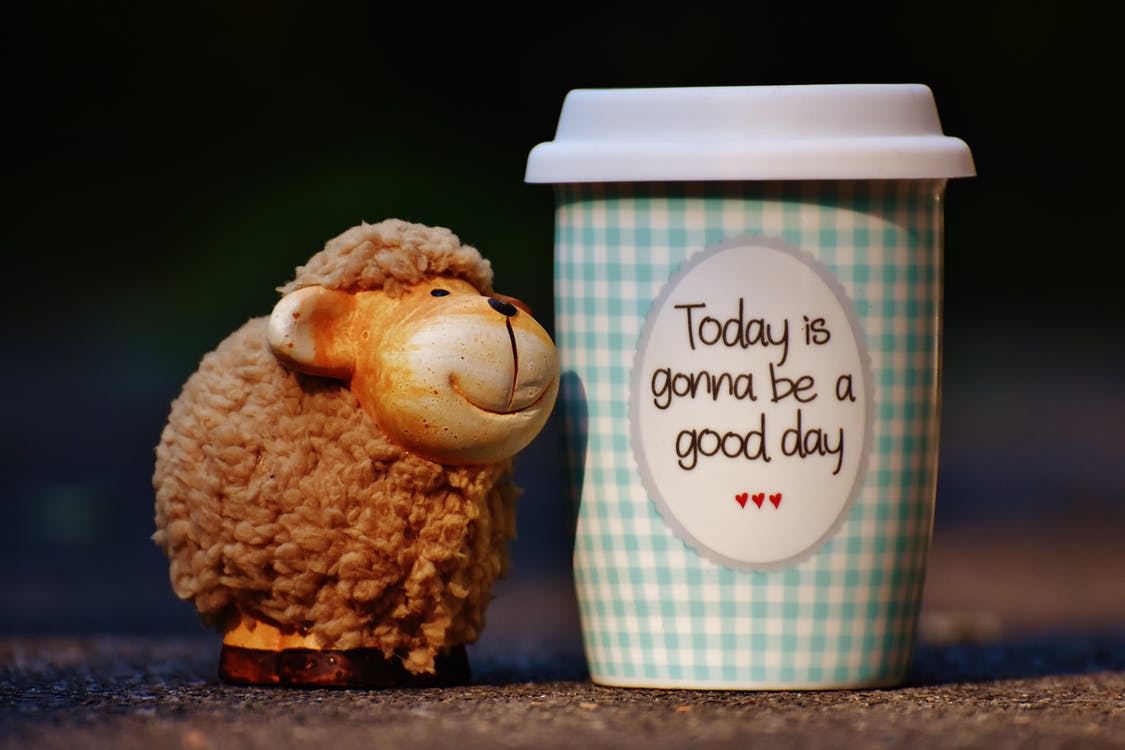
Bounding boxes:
2 634 1123 750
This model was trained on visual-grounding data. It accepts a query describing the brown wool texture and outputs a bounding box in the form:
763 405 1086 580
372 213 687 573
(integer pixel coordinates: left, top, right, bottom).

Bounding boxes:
153 219 517 675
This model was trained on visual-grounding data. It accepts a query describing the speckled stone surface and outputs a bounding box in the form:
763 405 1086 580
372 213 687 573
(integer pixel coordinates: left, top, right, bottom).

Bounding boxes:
3 634 1123 750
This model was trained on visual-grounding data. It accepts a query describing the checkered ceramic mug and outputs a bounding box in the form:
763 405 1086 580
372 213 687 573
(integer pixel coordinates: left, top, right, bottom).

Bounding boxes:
526 85 974 689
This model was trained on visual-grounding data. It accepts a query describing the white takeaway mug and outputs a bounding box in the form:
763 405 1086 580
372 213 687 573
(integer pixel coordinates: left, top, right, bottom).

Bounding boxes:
527 84 974 688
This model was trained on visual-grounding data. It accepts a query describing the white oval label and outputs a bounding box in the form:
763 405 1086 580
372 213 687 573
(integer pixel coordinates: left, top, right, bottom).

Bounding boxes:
630 238 873 569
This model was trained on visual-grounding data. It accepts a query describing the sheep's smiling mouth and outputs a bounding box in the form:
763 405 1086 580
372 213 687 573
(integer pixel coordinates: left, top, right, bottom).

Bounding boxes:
448 317 555 415
450 374 556 416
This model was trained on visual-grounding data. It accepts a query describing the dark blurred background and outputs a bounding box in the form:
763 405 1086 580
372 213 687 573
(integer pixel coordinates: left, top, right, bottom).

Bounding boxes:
2 2 1120 654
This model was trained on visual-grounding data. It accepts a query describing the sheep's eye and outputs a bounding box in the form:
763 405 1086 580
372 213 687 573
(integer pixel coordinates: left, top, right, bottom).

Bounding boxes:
430 289 450 297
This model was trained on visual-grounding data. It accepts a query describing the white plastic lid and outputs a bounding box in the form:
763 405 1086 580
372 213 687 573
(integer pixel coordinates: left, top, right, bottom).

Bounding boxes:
525 84 975 182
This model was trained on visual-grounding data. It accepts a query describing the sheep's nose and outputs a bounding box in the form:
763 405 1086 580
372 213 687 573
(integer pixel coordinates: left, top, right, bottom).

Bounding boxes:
488 297 518 317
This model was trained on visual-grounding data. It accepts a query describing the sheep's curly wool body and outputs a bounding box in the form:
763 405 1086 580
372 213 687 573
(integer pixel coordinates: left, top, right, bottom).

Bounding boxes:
153 220 518 675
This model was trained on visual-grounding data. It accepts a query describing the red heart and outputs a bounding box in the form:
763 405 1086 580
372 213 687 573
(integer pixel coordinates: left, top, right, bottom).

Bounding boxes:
735 492 748 508
751 493 765 508
769 493 782 508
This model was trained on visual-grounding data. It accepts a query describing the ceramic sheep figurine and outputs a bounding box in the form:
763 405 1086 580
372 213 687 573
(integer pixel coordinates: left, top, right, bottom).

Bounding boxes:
153 219 559 687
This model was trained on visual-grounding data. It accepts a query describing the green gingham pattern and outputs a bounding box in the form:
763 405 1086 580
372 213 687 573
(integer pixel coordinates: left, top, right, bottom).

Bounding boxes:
554 180 945 688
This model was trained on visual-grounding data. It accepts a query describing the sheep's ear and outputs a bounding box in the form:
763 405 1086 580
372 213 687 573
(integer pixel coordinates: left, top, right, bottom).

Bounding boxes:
268 286 357 379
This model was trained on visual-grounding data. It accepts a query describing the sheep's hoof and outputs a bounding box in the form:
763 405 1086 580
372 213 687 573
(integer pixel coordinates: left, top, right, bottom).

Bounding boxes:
218 644 471 688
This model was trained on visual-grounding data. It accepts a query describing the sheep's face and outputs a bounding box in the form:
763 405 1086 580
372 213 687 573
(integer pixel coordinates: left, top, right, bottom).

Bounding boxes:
268 277 559 465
